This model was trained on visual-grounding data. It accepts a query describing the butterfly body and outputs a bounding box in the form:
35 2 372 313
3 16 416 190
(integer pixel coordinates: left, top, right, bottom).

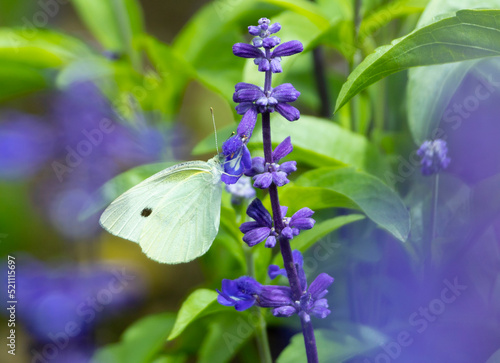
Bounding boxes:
99 155 223 264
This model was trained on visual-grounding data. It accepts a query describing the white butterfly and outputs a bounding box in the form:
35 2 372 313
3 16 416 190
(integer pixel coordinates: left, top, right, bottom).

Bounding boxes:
99 155 224 264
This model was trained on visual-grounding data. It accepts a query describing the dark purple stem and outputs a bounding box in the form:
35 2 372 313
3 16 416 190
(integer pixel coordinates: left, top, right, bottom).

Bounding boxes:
262 53 319 363
300 312 319 362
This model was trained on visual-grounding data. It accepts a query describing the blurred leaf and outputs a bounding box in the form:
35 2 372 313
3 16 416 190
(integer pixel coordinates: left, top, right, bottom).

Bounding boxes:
279 167 410 241
71 0 144 61
277 327 386 362
92 312 176 363
417 0 500 28
151 356 187 363
192 124 236 156
142 35 194 117
290 215 365 253
279 51 345 113
359 0 429 43
0 1 36 26
199 312 255 363
335 9 500 112
263 0 331 28
0 29 90 68
486 349 500 363
407 60 478 143
219 206 246 269
168 289 225 341
271 214 365 267
0 61 47 101
0 29 90 100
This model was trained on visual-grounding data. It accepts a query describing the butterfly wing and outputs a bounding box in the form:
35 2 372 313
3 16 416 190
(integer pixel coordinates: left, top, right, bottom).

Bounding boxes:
139 166 222 263
99 159 222 263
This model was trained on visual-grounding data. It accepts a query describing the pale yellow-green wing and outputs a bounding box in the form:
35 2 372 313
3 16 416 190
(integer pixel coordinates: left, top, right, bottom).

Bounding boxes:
99 157 222 263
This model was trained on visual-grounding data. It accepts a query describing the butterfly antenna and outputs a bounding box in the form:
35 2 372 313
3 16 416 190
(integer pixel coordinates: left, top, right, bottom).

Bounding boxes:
210 107 219 154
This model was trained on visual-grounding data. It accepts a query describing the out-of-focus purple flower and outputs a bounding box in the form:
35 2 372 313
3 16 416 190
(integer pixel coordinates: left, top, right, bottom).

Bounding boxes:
217 276 262 311
221 133 252 184
225 175 256 204
233 18 303 73
245 136 297 189
2 256 144 343
417 139 451 176
233 83 301 123
239 198 278 247
0 113 55 180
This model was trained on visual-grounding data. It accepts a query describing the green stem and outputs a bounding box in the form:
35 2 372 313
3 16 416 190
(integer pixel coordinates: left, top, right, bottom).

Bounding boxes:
349 0 363 131
255 309 273 363
373 78 386 133
425 174 439 278
111 0 141 70
244 248 272 363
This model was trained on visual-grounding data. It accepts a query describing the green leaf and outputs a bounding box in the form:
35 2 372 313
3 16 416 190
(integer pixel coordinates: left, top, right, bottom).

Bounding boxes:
416 0 500 28
280 167 410 241
0 61 47 101
407 0 500 143
486 349 500 363
199 312 255 363
335 9 500 112
142 35 195 117
407 59 479 143
218 206 246 269
0 29 89 68
92 312 176 363
291 214 365 252
70 0 144 63
251 115 390 179
271 214 365 267
0 29 90 99
168 289 225 341
151 356 187 363
359 0 429 43
277 327 387 363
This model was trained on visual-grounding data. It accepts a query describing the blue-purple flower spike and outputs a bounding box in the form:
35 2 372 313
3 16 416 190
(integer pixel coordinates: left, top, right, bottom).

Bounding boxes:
417 139 451 176
218 17 325 363
233 18 302 73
